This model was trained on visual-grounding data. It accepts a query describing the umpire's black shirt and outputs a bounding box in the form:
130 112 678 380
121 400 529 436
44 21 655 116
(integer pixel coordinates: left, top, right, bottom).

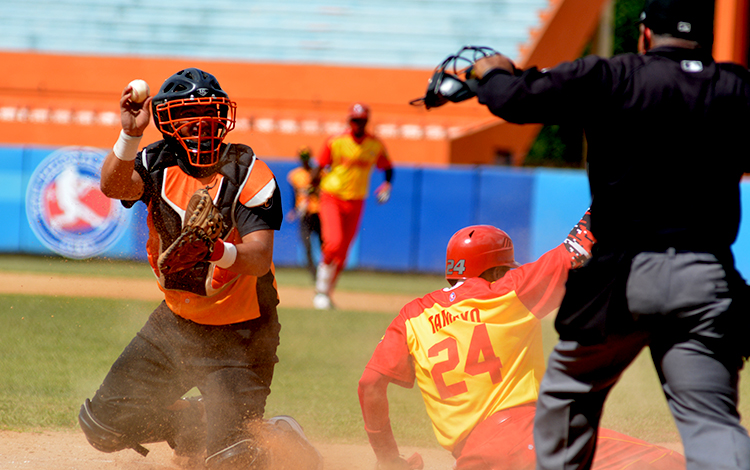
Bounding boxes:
477 46 750 252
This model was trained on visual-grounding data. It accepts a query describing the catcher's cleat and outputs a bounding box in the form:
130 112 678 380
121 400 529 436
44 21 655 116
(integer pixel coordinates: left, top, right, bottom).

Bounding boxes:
267 416 324 470
313 293 334 310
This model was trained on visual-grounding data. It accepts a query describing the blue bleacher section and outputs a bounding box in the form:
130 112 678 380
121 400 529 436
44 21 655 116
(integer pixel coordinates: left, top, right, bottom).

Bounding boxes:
9 144 750 279
0 0 548 67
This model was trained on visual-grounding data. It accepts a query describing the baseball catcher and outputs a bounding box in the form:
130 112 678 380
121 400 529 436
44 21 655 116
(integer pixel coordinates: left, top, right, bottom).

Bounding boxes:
81 67 323 470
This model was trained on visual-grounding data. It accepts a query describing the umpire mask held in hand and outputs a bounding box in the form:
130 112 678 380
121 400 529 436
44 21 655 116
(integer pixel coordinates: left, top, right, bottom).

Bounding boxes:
410 45 497 109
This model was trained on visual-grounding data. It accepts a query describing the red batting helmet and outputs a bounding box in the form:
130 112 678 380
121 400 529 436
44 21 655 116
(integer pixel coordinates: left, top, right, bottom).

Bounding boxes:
445 225 520 281
348 103 370 120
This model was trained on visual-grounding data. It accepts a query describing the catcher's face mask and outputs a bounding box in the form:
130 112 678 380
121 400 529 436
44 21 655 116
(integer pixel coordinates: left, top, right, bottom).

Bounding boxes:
410 46 499 110
155 97 237 167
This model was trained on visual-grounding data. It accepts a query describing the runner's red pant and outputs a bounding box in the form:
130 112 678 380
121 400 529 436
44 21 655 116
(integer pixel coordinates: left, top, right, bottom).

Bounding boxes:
452 404 685 470
319 191 364 276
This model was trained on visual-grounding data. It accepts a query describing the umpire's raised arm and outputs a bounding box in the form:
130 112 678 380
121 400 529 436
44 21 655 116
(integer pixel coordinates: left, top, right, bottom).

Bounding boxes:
472 52 613 125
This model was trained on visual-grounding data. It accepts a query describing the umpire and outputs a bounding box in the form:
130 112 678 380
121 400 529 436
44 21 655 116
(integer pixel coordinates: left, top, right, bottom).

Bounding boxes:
470 0 750 469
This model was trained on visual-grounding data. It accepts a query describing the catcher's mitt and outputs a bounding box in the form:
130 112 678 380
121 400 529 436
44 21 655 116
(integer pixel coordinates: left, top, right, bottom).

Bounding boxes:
158 187 225 275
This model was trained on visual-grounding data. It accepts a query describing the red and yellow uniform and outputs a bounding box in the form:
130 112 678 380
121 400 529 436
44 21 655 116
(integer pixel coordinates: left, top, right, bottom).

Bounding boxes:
318 131 390 202
316 129 392 294
364 244 685 469
367 244 568 451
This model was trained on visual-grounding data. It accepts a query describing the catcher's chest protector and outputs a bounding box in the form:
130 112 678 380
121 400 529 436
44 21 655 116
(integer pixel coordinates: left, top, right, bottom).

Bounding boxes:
139 143 260 295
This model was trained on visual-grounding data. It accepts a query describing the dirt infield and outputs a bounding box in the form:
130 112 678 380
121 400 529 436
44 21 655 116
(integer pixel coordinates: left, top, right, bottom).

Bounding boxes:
0 272 454 469
0 272 413 314
0 430 456 470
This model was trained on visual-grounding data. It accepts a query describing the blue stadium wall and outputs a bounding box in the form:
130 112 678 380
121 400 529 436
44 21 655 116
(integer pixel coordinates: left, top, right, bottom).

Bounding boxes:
6 144 750 277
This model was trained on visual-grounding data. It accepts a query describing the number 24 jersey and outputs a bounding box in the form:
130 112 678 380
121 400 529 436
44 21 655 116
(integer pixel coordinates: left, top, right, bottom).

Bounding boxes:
364 244 571 451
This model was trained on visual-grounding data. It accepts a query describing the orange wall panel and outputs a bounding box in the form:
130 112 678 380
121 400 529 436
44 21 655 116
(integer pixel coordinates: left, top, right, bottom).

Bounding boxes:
0 51 494 165
715 0 749 65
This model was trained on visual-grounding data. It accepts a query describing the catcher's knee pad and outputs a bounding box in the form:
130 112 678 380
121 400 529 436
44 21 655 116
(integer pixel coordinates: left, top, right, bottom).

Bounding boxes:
205 439 268 470
78 399 149 456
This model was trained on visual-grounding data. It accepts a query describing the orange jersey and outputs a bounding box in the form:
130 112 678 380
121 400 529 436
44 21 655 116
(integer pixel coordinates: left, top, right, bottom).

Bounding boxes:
365 244 570 451
132 142 282 326
318 131 391 201
287 166 321 214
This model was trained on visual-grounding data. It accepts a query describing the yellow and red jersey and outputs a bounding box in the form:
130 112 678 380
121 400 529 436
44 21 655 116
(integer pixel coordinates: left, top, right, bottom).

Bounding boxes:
287 166 321 214
364 244 570 451
318 130 391 201
132 142 282 326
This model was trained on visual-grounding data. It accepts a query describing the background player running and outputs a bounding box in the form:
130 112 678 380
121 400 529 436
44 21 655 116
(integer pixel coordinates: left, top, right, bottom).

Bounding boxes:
311 103 393 309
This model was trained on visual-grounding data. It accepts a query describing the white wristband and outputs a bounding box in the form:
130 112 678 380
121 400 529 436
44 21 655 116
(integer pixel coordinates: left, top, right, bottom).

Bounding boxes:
113 129 142 162
215 242 237 269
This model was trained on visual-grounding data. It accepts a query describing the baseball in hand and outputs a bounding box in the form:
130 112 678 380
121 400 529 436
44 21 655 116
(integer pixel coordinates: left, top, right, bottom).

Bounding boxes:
128 79 150 103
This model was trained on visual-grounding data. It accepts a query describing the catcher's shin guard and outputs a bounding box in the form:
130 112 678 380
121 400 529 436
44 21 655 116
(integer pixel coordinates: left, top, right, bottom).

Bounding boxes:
205 439 268 470
78 399 150 456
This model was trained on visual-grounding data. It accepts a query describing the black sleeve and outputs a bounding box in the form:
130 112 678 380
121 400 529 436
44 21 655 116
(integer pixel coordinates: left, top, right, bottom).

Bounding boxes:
476 55 615 125
287 176 298 211
234 181 284 237
384 168 393 184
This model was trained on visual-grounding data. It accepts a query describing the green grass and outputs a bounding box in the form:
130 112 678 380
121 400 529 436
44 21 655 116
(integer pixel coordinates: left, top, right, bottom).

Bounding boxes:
0 254 153 279
3 254 750 450
0 293 438 447
267 308 437 446
0 295 151 430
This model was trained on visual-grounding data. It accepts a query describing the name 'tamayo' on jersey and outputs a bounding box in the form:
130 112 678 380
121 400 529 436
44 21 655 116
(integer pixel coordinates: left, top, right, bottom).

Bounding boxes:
365 244 571 451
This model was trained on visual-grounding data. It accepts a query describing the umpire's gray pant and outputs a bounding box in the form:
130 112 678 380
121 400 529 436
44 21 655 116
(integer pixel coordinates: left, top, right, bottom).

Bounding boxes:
534 250 750 470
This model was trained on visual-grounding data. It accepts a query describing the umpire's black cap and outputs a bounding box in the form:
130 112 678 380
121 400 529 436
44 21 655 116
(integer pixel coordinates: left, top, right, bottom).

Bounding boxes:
639 0 715 46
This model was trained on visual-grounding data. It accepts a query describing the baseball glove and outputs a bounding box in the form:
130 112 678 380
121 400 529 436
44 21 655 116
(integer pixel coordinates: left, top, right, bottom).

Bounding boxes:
157 187 225 275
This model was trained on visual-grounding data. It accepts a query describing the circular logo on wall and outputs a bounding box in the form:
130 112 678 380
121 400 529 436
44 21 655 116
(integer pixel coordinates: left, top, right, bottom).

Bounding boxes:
25 146 130 259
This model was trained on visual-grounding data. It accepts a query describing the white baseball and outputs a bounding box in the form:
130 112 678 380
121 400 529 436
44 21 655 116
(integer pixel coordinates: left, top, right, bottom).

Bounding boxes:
128 79 150 103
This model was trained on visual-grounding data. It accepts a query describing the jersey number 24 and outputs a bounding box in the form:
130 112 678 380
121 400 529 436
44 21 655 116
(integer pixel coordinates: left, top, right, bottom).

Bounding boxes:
428 323 503 400
445 259 466 276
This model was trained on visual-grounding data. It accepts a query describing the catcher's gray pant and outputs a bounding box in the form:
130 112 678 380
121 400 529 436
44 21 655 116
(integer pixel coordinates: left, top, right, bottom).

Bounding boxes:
87 300 280 457
534 249 750 470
